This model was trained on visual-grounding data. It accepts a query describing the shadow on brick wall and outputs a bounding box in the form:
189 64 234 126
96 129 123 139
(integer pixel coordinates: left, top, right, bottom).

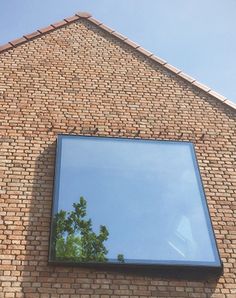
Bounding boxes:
21 140 98 297
20 142 56 297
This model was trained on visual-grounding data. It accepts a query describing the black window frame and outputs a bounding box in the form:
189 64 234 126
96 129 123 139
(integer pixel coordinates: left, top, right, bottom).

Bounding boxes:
48 134 223 279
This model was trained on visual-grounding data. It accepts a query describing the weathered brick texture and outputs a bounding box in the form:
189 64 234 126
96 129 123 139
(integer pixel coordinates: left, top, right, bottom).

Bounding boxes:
0 18 235 297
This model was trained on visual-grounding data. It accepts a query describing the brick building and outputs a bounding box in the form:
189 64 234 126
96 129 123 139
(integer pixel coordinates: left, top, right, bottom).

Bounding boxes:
0 11 235 298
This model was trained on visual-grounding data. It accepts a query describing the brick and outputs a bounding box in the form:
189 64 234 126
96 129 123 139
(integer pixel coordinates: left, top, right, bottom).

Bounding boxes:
150 55 167 65
0 43 13 52
9 37 27 46
24 31 41 40
64 15 80 23
99 24 115 34
38 25 54 34
111 31 127 41
124 39 140 49
192 81 211 92
164 63 181 74
51 20 67 28
224 100 236 109
209 90 227 102
136 46 153 57
75 12 92 18
178 71 196 83
88 17 103 26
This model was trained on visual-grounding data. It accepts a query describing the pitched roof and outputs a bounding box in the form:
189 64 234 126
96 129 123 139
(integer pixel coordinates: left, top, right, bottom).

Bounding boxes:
0 11 235 111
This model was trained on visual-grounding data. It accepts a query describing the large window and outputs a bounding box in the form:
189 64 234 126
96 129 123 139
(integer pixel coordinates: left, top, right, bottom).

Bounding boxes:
49 135 222 276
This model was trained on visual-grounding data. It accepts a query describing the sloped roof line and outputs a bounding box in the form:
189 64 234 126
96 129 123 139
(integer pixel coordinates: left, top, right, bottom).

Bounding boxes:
0 11 235 111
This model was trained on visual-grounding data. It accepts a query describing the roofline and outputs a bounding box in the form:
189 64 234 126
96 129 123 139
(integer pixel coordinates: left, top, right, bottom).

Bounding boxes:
0 11 235 112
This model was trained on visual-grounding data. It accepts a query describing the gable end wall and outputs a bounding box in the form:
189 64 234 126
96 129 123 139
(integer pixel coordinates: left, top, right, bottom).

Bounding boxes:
0 19 235 297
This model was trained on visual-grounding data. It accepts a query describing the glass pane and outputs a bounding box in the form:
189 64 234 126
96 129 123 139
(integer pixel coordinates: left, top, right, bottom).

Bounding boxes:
50 135 221 267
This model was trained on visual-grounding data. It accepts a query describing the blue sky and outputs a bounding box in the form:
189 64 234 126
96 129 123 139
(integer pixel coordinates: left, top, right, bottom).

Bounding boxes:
0 0 236 103
54 136 220 264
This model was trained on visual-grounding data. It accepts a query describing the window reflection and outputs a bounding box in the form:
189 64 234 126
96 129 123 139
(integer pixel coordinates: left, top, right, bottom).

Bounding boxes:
168 216 196 259
50 135 221 267
52 196 125 263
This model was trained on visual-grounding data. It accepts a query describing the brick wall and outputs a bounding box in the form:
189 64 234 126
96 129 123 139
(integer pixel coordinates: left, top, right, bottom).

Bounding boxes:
0 18 235 297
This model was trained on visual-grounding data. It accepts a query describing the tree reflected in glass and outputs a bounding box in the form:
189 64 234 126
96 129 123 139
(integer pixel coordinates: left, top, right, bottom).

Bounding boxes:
52 196 124 263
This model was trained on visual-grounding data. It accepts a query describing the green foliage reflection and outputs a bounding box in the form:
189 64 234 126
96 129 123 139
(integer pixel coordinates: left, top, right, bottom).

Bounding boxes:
52 196 124 263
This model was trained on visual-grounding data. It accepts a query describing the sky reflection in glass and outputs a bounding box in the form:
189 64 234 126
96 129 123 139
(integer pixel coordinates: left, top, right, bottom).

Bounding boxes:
51 135 221 266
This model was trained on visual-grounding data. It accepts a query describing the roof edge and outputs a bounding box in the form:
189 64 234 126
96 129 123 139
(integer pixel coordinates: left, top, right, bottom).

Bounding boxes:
0 12 91 52
0 11 235 112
